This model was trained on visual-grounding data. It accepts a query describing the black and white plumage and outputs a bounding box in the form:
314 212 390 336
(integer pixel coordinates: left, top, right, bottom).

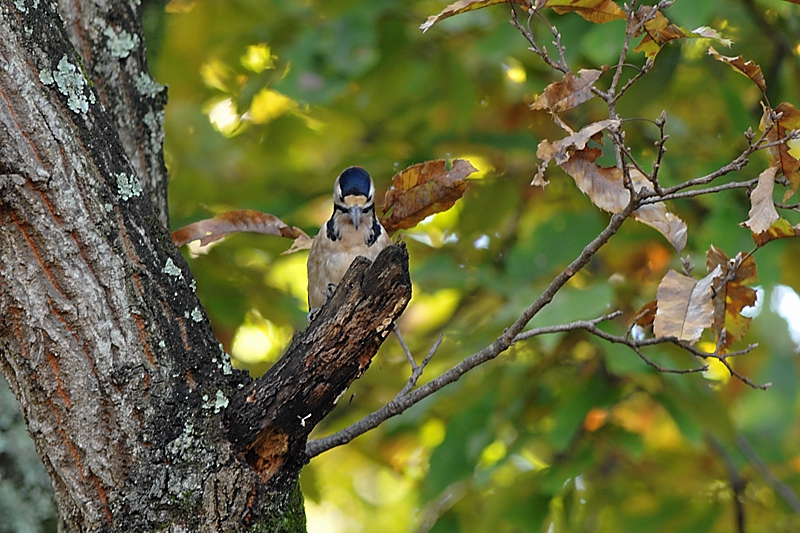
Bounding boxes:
307 166 391 311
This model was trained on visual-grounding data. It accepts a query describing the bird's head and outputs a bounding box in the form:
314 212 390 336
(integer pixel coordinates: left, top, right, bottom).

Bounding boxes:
333 166 376 229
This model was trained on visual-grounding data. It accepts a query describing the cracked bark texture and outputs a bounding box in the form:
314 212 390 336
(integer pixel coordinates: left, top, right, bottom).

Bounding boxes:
0 2 411 531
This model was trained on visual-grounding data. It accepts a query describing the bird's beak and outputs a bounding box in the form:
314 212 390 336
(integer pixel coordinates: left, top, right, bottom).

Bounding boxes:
348 206 363 229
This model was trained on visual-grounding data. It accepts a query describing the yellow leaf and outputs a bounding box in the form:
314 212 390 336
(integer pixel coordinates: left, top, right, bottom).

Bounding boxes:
249 88 296 124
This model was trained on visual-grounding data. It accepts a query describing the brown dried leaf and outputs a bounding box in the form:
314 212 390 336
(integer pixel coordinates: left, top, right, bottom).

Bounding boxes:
537 0 625 23
708 47 766 93
654 266 722 343
635 300 658 328
705 246 758 351
742 166 779 235
420 0 532 32
751 218 800 247
282 234 313 255
379 159 476 232
632 202 688 253
171 210 309 248
559 147 629 213
765 102 800 201
530 69 603 113
633 8 731 59
535 119 619 177
553 147 687 251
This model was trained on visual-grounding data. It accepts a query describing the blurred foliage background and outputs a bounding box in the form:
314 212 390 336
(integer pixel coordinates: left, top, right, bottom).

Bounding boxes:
3 0 800 531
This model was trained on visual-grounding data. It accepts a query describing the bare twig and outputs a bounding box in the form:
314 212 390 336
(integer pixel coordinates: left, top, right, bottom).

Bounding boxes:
613 58 654 103
661 114 799 196
736 433 800 514
393 322 418 370
643 177 760 204
396 332 442 398
510 8 567 74
707 435 747 533
512 311 623 342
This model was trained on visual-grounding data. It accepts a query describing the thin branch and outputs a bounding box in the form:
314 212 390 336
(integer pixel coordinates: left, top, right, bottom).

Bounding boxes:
661 115 798 196
715 355 770 390
305 205 638 458
396 332 442 398
642 177 760 204
736 433 800 514
774 201 800 211
393 323 418 370
510 8 567 74
707 435 747 533
613 58 654 103
512 311 623 342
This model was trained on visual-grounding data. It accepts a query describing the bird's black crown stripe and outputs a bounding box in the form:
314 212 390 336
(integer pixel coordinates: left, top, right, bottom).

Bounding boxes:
339 167 372 198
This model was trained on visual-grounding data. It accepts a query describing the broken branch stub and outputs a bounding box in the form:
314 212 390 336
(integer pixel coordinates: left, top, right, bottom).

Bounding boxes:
224 244 412 487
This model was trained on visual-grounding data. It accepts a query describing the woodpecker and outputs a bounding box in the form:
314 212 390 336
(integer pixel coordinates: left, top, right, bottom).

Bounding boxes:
307 166 391 312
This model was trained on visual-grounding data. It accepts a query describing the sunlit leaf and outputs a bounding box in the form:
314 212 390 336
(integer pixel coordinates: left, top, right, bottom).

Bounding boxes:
380 159 476 232
530 69 604 113
701 355 731 385
765 102 800 201
654 266 722 343
171 209 309 248
742 166 779 235
708 47 765 93
240 44 276 73
536 0 625 23
705 246 758 351
420 0 532 33
751 217 800 247
249 88 297 124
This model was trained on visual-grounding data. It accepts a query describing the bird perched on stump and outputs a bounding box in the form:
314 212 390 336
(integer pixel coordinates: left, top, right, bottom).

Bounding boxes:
307 166 391 313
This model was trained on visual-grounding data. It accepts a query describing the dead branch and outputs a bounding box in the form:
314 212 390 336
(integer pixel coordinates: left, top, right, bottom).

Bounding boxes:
225 244 411 485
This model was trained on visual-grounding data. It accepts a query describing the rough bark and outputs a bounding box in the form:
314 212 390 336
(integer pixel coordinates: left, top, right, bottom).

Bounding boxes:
226 245 412 488
0 2 410 531
55 0 170 227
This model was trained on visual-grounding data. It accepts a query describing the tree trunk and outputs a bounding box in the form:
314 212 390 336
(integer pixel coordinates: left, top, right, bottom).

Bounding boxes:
0 2 411 530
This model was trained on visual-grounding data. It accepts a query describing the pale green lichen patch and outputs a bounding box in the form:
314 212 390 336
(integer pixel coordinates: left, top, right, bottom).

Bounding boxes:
38 69 54 85
163 258 184 279
116 172 142 200
201 390 229 413
104 26 139 59
134 72 164 98
143 109 166 152
218 348 234 376
190 307 203 322
53 56 91 114
213 390 229 413
167 421 195 456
